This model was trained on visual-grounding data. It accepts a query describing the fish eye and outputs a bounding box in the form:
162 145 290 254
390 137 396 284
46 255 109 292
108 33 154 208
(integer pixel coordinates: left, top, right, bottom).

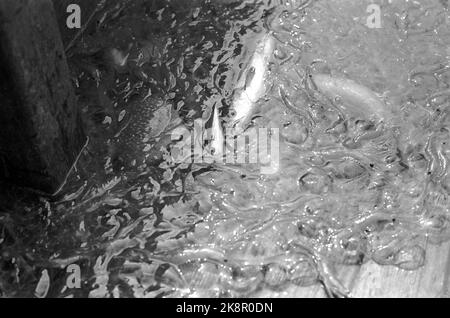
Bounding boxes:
229 110 237 117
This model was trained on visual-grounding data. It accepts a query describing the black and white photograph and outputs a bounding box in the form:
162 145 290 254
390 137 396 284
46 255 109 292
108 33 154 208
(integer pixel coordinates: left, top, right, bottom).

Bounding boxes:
0 0 449 300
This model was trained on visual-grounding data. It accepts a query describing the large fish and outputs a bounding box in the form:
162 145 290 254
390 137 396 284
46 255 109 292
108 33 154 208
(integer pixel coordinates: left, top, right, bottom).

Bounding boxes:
227 33 275 135
311 74 392 122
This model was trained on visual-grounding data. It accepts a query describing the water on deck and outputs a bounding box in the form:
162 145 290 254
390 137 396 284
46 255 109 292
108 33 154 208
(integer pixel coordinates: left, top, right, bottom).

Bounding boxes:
1 0 450 298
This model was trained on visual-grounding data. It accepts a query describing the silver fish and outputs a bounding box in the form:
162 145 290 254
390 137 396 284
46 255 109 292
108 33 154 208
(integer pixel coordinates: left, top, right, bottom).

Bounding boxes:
311 74 391 122
228 33 275 135
210 103 225 160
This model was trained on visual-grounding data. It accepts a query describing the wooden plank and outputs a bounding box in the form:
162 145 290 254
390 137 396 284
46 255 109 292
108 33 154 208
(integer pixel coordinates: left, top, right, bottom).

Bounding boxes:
0 0 86 194
441 241 450 297
351 241 450 298
259 241 450 298
256 284 326 298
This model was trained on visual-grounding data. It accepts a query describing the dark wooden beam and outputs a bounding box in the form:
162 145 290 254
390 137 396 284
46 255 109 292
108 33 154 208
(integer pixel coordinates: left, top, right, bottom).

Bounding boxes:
0 0 86 194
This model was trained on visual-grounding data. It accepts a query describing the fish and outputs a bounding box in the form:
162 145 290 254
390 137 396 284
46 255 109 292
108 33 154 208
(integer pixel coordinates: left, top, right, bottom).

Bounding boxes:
108 48 130 71
311 74 391 122
227 33 275 135
35 270 50 298
210 103 225 161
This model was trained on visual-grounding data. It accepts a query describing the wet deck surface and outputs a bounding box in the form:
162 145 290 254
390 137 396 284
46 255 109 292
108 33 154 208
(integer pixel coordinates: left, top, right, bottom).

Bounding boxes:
1 0 450 298
260 241 450 297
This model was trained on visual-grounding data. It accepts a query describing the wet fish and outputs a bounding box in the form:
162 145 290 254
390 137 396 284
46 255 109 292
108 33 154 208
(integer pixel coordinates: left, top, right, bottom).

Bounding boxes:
311 74 391 122
35 270 50 298
210 103 225 160
227 33 275 135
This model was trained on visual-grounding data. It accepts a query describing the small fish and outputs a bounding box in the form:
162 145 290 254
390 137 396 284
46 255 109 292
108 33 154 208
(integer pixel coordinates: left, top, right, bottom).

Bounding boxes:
210 104 225 160
110 48 129 66
227 33 275 135
35 270 50 298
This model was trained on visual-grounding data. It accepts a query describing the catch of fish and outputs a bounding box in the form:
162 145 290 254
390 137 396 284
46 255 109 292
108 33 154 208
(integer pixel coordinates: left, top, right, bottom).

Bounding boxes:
152 0 450 297
2 0 447 298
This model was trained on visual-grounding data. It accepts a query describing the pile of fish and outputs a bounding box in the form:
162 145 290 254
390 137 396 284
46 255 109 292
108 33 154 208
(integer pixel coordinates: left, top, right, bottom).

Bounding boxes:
142 1 450 297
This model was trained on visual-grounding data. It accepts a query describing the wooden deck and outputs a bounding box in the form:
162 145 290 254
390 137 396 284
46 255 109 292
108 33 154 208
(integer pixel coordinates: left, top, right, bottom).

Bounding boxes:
258 241 450 298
